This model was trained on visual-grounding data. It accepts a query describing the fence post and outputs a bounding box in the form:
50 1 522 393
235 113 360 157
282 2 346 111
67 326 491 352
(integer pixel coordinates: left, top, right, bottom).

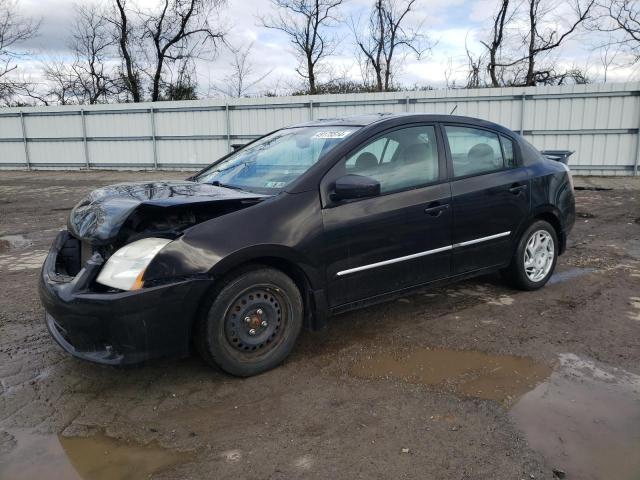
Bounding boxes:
519 93 526 136
405 96 410 112
150 107 158 170
635 95 640 176
225 102 231 152
634 123 640 177
19 111 30 170
81 109 90 169
309 99 314 120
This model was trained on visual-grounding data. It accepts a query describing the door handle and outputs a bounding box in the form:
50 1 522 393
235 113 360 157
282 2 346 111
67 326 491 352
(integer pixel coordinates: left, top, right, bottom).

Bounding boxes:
424 203 449 217
509 184 527 194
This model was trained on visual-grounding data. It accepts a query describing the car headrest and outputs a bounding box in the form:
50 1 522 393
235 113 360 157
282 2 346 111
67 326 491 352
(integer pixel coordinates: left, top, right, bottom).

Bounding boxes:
401 143 431 165
354 152 378 171
468 143 494 163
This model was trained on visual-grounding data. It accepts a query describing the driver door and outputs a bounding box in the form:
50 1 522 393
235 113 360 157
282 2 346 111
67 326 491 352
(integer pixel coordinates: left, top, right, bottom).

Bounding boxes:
321 124 453 308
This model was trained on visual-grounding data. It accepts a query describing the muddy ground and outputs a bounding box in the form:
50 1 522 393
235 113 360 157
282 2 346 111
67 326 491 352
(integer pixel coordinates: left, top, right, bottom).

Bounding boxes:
0 171 639 480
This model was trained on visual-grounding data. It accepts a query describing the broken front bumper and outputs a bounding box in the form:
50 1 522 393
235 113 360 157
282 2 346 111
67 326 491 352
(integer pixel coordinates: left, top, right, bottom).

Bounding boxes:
39 231 211 365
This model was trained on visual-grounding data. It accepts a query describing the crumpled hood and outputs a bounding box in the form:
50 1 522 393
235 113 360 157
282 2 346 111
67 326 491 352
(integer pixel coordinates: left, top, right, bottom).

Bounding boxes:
68 181 267 245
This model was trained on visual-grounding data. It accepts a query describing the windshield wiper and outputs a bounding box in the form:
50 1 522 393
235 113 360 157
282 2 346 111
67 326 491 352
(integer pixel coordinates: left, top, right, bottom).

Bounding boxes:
209 180 250 192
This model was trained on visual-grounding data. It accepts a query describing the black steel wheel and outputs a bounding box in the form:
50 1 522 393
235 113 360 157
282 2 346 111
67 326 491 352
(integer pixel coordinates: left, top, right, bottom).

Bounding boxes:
224 286 287 354
196 266 303 376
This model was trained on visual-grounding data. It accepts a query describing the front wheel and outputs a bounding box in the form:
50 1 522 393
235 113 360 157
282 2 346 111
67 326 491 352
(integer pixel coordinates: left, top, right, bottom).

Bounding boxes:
196 266 303 377
502 220 558 291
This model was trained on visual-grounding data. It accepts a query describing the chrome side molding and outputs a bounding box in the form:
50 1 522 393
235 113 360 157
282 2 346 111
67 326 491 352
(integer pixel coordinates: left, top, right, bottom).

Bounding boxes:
453 231 511 248
336 231 511 277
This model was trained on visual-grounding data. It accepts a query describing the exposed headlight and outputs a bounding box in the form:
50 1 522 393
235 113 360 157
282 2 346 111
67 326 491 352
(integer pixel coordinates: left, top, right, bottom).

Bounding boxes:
96 238 171 291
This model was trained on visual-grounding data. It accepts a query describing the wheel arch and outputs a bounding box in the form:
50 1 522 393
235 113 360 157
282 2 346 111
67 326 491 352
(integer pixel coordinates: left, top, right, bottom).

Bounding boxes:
530 207 566 254
203 247 328 332
511 205 565 259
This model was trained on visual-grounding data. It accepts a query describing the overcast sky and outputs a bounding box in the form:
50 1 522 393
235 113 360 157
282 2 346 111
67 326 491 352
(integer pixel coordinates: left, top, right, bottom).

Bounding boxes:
11 0 638 96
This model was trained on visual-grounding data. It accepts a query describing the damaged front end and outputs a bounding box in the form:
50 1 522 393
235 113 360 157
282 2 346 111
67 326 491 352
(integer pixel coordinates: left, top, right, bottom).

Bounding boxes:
63 181 267 280
39 180 268 365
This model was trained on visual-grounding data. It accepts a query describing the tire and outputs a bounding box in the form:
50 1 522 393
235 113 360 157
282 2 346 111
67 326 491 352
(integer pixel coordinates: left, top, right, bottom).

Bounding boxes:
195 266 303 377
502 220 558 291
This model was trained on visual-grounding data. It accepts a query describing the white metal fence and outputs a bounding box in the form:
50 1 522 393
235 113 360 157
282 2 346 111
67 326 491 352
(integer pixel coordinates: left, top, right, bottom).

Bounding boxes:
1 82 639 176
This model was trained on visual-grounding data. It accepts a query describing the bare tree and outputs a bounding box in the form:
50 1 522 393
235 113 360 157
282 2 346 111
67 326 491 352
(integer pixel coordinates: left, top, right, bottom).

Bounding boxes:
603 42 619 81
465 36 485 88
479 0 595 86
522 0 595 85
0 0 39 104
595 0 640 64
212 42 273 97
263 0 343 95
162 58 199 99
352 0 430 92
443 56 454 88
36 4 123 105
69 4 119 104
482 0 510 87
141 0 225 101
107 0 226 102
40 59 82 105
111 0 143 101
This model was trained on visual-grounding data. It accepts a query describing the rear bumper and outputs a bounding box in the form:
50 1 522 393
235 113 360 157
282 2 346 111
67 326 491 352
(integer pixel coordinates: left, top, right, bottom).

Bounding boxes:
39 231 211 365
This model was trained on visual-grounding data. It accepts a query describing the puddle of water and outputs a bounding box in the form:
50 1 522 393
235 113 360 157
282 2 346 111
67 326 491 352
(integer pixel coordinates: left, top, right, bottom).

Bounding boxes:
354 348 640 479
0 250 48 271
0 234 33 251
0 430 190 480
351 348 552 402
511 354 640 480
625 239 640 260
548 267 595 285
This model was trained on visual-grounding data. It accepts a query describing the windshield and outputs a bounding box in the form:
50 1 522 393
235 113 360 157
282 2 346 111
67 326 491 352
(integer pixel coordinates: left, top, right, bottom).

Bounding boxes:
194 126 360 192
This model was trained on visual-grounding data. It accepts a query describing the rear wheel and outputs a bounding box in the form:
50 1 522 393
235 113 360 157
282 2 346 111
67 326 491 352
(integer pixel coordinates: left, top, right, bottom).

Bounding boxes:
196 266 303 377
502 220 558 291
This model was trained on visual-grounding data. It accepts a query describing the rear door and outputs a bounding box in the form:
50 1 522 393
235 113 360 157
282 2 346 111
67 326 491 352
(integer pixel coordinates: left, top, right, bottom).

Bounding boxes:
443 124 530 274
321 124 452 307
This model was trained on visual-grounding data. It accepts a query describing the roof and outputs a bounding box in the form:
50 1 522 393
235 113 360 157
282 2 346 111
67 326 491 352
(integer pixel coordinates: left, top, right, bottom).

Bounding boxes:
293 113 512 135
294 113 398 127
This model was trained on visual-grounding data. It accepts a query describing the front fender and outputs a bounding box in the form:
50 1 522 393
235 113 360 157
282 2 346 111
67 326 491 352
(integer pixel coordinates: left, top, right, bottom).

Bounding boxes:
143 190 325 290
144 238 324 291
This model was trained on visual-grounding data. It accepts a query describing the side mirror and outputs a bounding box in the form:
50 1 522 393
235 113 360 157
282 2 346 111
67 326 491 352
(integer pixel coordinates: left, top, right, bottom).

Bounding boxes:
333 174 381 200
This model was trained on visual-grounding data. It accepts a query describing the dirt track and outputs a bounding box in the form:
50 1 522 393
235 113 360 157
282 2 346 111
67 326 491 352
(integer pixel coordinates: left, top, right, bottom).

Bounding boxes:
1 171 639 480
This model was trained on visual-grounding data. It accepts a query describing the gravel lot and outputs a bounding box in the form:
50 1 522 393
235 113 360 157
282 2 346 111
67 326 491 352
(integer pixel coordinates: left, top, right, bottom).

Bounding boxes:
1 170 639 480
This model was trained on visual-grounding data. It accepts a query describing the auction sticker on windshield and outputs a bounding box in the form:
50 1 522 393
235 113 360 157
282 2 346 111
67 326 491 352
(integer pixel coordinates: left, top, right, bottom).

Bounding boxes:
312 130 353 139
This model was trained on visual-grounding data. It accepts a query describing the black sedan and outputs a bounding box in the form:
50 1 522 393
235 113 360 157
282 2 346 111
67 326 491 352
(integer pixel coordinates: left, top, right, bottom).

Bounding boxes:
40 113 575 376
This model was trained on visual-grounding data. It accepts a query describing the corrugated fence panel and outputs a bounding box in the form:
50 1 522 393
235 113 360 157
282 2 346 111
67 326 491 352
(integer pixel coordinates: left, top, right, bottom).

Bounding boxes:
0 115 22 138
86 111 150 138
0 82 638 175
88 140 153 167
155 109 226 137
0 143 26 166
29 141 85 167
157 139 228 167
25 113 81 138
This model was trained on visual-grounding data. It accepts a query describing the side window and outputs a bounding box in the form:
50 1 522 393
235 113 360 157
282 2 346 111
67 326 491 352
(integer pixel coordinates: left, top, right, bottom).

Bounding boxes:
444 126 505 178
342 126 439 194
345 137 398 169
500 135 516 168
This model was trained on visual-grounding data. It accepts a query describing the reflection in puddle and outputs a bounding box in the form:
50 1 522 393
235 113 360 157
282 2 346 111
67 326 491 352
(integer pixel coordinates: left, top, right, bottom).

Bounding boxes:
511 354 640 480
354 348 640 479
0 430 190 480
351 348 552 402
0 234 32 252
548 267 595 285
